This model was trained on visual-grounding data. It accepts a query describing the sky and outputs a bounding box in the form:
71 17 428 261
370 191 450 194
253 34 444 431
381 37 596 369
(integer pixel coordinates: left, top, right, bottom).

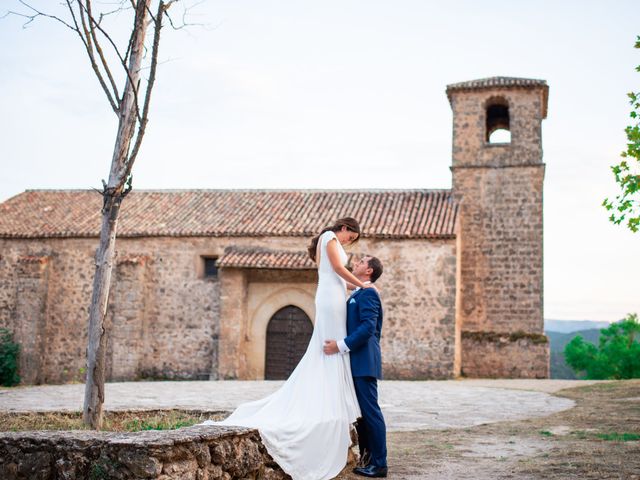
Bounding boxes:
1 1 638 323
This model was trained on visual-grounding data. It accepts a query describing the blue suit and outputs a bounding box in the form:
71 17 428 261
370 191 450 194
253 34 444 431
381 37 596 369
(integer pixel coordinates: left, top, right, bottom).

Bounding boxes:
344 288 387 468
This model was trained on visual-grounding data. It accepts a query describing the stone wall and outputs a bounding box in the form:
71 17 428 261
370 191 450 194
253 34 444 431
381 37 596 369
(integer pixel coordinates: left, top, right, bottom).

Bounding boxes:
460 331 549 378
217 238 458 380
0 239 97 384
0 237 224 384
0 426 288 480
107 256 151 381
356 238 458 379
452 165 544 334
0 234 458 383
13 255 51 385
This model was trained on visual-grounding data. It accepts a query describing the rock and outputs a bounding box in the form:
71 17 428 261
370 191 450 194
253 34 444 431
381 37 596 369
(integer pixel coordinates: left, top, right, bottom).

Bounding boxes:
54 458 77 480
206 463 224 479
193 443 211 468
226 436 264 477
0 462 18 479
117 449 163 477
17 451 52 479
161 458 198 479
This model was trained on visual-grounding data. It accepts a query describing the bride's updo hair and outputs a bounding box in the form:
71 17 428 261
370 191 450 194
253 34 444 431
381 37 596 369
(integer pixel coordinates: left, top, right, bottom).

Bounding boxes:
307 217 361 262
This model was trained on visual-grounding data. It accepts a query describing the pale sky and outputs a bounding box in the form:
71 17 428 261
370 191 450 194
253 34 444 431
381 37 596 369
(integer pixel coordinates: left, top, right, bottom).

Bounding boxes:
1 1 638 322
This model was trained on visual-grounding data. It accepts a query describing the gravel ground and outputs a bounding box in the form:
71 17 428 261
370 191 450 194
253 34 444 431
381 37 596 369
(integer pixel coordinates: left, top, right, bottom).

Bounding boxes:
0 379 597 432
337 380 640 480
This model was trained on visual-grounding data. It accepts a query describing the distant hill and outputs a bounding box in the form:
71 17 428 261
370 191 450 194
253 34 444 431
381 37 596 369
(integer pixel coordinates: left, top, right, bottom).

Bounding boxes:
544 319 610 334
547 329 602 351
545 328 602 379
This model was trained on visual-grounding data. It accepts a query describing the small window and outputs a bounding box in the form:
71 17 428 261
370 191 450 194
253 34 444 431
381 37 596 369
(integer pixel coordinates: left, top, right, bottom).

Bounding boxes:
203 257 218 278
485 98 510 143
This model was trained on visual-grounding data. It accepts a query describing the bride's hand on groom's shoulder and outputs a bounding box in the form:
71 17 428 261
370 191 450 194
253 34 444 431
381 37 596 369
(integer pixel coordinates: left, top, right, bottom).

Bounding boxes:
362 284 379 292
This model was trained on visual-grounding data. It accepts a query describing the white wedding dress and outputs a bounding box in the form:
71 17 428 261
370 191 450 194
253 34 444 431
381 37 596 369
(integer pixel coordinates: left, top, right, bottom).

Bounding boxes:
201 230 361 480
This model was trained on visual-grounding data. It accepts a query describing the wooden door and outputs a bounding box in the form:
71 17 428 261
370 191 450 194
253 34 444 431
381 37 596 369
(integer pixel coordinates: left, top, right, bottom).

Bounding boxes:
265 306 313 380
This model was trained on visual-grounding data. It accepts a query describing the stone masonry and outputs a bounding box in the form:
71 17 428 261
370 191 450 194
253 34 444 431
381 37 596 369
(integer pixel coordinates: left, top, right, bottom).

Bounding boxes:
448 78 549 378
0 235 457 383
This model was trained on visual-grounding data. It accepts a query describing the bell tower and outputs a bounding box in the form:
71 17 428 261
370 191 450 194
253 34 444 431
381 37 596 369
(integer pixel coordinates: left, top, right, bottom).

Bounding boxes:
447 77 550 378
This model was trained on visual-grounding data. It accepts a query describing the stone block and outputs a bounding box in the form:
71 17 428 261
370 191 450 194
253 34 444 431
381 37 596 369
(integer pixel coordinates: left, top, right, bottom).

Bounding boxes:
461 330 550 378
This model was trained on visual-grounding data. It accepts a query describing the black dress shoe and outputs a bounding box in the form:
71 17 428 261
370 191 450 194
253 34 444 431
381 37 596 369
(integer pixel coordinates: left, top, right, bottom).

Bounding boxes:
353 464 388 478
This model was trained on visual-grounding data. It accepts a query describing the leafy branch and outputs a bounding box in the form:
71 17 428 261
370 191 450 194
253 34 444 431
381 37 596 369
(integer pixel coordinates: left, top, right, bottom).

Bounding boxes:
603 36 640 233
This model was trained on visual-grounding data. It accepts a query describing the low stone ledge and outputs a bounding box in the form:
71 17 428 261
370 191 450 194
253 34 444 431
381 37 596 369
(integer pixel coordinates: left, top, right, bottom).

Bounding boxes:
0 425 289 480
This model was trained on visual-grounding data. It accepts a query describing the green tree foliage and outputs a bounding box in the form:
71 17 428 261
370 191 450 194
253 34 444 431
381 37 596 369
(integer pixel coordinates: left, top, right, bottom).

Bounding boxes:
0 328 20 386
564 313 640 379
603 36 640 232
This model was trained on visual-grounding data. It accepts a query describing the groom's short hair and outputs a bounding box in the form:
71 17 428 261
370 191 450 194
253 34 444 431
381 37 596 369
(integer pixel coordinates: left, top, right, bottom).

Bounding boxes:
365 256 383 283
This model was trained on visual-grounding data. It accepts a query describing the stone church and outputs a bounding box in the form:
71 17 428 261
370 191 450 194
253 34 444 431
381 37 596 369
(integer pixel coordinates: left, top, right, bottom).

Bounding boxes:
0 77 550 385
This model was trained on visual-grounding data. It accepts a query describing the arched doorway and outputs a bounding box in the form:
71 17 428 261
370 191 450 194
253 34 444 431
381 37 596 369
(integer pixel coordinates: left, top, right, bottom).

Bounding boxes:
265 305 313 380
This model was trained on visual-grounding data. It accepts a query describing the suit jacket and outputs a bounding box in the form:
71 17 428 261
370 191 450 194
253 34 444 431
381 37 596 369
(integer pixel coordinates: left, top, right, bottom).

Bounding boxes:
344 288 384 379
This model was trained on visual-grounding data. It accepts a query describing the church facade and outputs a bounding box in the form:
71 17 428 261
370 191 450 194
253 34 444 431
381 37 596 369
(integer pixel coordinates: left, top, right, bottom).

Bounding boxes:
0 77 550 384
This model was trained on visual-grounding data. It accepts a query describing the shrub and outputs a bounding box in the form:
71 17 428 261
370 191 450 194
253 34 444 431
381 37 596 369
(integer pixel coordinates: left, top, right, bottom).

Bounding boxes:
0 328 20 386
564 313 640 379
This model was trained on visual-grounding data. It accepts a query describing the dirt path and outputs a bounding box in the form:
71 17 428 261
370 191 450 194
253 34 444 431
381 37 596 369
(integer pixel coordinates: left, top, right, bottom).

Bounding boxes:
338 380 640 479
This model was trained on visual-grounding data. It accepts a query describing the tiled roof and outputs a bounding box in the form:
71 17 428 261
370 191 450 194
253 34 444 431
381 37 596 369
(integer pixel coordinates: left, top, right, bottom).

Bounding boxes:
446 76 547 91
217 248 317 270
446 76 549 118
0 189 458 240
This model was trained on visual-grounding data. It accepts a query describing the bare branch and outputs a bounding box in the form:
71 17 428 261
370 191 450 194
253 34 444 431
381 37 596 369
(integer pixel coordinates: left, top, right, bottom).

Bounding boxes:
77 0 143 122
123 14 136 64
164 0 208 31
144 3 158 25
77 1 128 68
122 0 165 184
4 0 78 31
96 1 132 26
72 0 120 113
84 1 121 106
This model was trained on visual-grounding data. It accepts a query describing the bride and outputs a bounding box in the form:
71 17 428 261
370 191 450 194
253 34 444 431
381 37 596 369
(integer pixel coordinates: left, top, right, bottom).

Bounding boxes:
201 217 373 480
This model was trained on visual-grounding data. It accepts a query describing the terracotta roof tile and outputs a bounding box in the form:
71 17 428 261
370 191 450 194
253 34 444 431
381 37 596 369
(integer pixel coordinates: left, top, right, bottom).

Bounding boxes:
0 189 458 239
217 248 317 270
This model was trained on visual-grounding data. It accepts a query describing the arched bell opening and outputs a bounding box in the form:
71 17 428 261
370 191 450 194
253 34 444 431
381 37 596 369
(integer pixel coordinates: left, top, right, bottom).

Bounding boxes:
485 97 511 143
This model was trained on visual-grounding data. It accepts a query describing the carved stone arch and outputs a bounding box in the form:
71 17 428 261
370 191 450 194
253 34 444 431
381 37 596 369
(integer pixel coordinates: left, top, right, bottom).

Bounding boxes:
245 287 315 379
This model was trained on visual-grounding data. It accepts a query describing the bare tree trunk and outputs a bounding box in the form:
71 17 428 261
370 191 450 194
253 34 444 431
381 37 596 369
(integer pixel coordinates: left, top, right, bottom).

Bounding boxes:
83 0 152 430
11 0 172 430
82 197 120 429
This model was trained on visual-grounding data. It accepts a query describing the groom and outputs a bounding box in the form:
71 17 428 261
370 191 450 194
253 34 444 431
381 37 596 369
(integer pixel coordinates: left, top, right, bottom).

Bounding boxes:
323 255 387 478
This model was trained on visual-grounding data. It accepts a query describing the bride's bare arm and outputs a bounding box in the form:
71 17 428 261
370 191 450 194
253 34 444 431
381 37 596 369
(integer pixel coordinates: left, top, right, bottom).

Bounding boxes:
326 239 367 288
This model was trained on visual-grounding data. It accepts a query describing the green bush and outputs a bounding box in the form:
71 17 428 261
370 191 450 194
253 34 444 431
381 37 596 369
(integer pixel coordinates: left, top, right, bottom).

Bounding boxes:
564 313 640 379
0 328 20 386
